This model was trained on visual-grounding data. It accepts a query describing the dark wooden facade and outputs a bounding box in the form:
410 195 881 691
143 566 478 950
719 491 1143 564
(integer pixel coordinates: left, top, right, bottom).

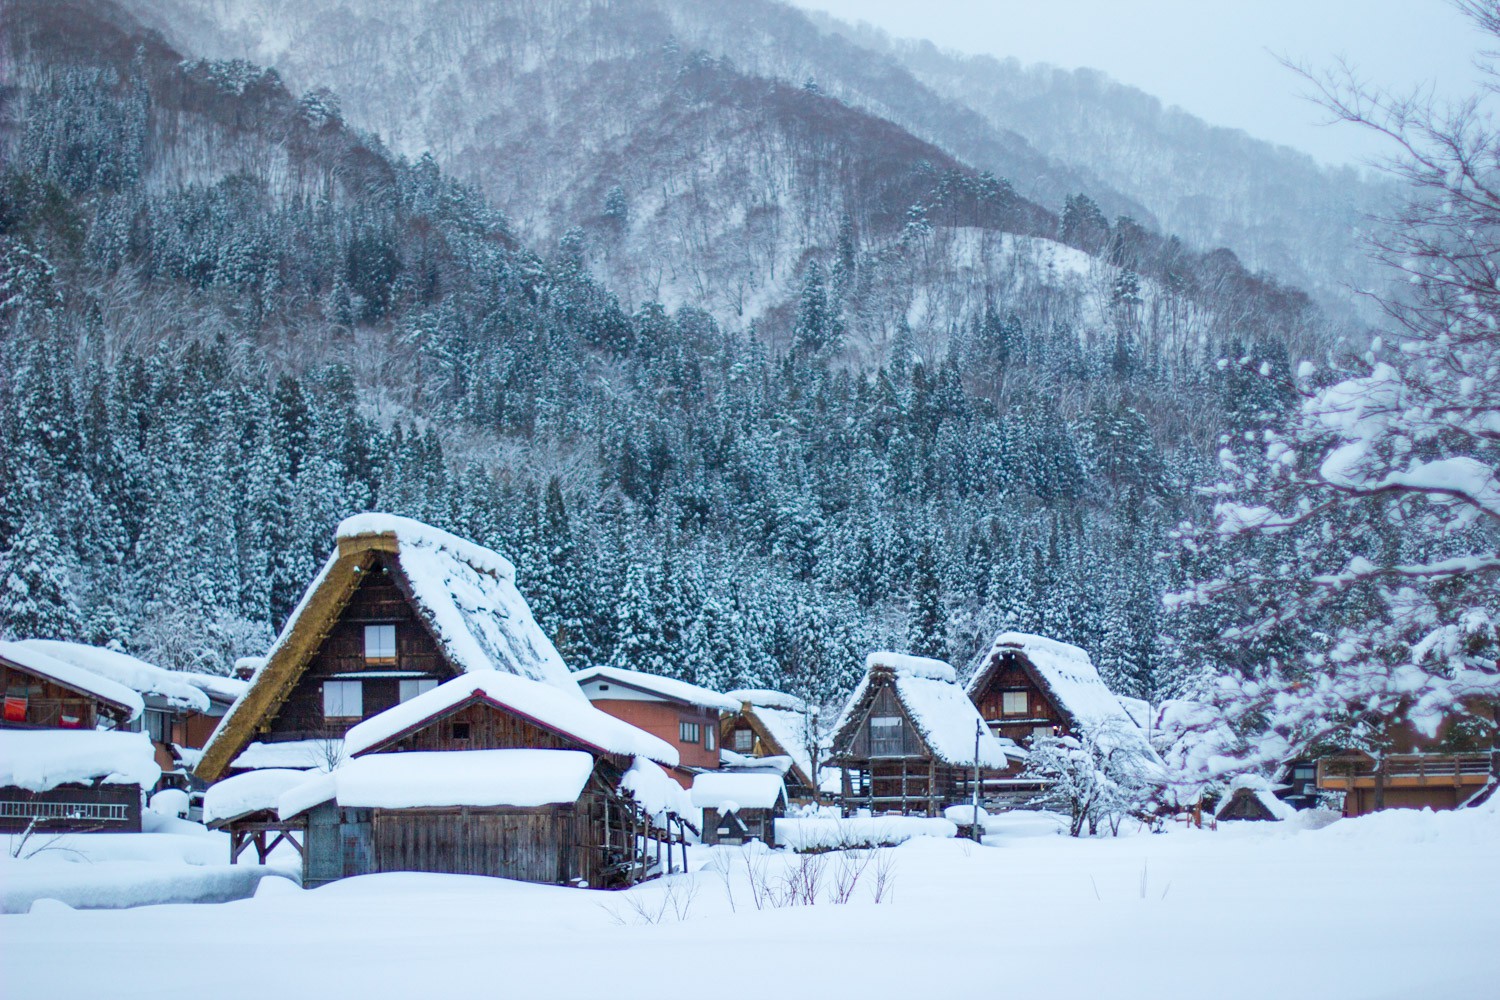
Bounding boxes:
256 557 456 744
0 659 130 731
1216 787 1284 822
1317 752 1497 816
0 782 143 834
721 708 818 802
294 696 690 888
700 803 780 846
831 675 987 817
969 653 1067 749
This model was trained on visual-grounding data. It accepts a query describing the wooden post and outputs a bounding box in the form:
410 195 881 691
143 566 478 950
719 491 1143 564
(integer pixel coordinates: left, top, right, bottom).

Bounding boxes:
927 758 937 818
971 719 982 841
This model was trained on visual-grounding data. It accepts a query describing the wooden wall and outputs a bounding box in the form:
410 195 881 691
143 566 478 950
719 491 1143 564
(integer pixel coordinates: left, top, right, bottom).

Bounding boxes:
842 682 921 759
0 662 102 730
265 556 457 741
0 782 143 833
971 655 1067 744
376 700 575 753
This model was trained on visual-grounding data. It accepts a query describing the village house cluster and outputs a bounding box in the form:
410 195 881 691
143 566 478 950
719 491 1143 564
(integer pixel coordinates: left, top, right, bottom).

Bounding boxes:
4 513 1495 886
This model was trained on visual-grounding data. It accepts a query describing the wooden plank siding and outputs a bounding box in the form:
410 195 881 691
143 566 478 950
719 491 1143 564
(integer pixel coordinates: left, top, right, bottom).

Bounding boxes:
261 557 457 742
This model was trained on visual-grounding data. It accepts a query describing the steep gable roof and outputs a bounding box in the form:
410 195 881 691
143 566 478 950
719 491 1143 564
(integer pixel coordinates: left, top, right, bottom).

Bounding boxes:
969 632 1156 760
343 670 678 765
831 652 1015 769
0 640 144 722
724 689 822 793
195 513 579 781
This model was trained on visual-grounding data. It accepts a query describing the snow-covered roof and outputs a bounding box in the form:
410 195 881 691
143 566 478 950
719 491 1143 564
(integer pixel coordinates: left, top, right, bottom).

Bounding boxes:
720 749 792 774
197 513 581 781
573 665 739 713
179 672 250 706
0 640 144 720
336 514 576 691
202 768 311 825
0 730 160 792
17 640 212 713
233 739 344 772
341 670 678 766
279 749 596 818
833 651 1017 769
724 689 807 712
691 771 787 811
748 704 822 787
1118 695 1152 731
1215 774 1296 821
618 756 696 827
973 634 1151 751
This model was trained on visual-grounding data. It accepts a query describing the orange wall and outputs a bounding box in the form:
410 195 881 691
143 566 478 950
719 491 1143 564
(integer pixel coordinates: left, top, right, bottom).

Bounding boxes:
588 698 719 783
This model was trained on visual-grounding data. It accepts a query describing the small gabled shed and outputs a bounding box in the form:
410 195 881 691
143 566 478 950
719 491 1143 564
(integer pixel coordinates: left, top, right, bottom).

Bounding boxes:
828 652 1017 817
721 688 825 802
691 771 787 845
1215 776 1296 822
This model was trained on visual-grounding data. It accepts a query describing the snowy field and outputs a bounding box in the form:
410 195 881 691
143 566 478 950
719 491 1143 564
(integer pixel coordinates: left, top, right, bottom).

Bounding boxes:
4 804 1497 1000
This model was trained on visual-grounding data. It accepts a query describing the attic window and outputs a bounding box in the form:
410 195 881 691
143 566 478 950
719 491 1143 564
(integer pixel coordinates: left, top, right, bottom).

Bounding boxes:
365 624 397 665
452 722 471 741
1002 691 1028 716
734 729 753 752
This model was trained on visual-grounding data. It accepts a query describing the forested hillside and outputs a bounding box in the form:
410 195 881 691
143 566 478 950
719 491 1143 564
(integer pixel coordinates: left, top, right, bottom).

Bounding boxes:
1 0 1325 713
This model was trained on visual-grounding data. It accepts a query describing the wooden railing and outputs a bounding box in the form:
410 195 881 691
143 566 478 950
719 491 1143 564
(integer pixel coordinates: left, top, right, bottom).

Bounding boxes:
1317 753 1495 789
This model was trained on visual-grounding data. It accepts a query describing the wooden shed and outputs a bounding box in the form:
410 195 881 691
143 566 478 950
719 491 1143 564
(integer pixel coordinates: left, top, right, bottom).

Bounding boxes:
828 652 1018 816
276 670 694 888
1215 776 1296 822
691 770 787 845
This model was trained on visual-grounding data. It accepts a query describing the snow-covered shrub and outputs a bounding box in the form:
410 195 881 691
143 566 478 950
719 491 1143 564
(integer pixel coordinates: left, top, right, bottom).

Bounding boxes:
1023 718 1160 836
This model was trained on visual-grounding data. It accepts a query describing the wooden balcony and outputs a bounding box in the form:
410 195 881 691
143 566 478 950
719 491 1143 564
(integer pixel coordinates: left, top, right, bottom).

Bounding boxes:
1317 753 1494 791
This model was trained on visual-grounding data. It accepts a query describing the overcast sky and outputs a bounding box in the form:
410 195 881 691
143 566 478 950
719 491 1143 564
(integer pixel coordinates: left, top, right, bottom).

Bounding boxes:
790 0 1481 167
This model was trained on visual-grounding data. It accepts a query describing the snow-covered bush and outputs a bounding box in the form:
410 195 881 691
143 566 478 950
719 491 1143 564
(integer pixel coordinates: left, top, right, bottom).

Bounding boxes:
1023 719 1160 836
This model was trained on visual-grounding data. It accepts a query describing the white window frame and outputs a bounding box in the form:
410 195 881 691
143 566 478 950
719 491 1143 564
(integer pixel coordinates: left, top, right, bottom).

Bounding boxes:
1001 691 1028 716
399 678 438 703
869 715 903 729
323 680 363 719
734 729 753 752
679 721 701 744
364 624 397 664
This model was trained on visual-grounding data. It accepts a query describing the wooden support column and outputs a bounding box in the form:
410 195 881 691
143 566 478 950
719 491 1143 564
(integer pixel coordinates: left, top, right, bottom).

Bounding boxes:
927 759 937 817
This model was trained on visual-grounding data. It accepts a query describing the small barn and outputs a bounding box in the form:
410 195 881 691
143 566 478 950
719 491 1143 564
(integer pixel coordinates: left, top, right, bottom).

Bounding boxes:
691 771 787 845
721 689 825 802
829 652 1019 816
1215 776 1296 822
276 670 693 888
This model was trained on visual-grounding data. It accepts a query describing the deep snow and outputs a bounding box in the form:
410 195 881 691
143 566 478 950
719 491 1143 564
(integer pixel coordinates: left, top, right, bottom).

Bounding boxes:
4 803 1496 999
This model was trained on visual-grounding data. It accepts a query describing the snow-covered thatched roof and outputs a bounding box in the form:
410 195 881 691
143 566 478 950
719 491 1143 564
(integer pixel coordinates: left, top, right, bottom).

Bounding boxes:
573 665 740 713
0 730 160 792
342 670 678 765
831 651 1017 769
722 687 825 793
196 513 580 781
0 640 144 721
970 633 1155 760
1215 774 1296 822
17 639 211 713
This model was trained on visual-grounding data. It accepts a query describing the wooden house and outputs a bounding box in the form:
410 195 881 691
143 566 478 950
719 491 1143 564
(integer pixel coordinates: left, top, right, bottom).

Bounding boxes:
828 652 1019 816
17 640 215 781
0 640 156 833
691 770 787 845
276 670 691 887
967 633 1147 748
573 666 739 786
721 688 825 802
194 513 580 784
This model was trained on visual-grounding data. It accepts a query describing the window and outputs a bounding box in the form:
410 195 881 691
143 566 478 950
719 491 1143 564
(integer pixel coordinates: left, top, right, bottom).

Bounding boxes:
1292 766 1315 781
144 708 171 743
679 721 701 744
1032 725 1055 742
705 725 716 751
323 680 363 719
734 729 753 752
451 721 471 741
870 715 903 755
1001 691 1028 716
398 678 438 702
364 624 397 664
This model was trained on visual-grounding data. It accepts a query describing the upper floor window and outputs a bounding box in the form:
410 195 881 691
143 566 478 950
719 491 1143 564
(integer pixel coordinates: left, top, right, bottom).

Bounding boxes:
1001 691 1028 716
399 678 438 702
323 680 363 719
143 708 172 743
365 624 397 665
734 728 753 752
705 725 716 751
679 721 701 744
870 714 903 755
